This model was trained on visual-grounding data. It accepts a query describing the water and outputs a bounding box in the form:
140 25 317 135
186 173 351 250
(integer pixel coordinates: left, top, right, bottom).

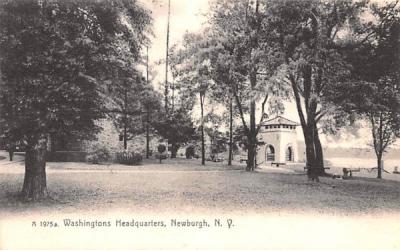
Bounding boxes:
326 157 400 172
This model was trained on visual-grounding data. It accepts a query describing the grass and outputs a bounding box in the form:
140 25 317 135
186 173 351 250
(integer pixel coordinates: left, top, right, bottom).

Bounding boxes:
0 158 399 217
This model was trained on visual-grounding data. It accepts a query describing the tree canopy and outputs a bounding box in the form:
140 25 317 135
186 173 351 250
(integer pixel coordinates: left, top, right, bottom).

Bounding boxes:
0 0 152 200
331 1 400 178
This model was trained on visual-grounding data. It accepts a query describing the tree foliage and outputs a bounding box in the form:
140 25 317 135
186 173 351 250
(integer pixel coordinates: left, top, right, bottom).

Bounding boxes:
152 109 197 158
169 31 216 164
0 0 152 200
332 1 400 178
262 0 368 179
205 0 289 171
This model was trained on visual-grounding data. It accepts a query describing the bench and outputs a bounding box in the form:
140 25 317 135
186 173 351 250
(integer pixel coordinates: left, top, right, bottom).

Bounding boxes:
213 157 224 162
271 162 286 167
343 167 360 178
303 167 330 171
368 167 390 174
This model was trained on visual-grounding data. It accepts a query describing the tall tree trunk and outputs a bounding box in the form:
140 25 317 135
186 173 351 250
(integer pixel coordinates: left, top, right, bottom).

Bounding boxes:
123 119 127 150
164 0 171 113
21 134 48 201
146 47 150 159
303 126 317 179
245 0 260 172
246 70 257 171
171 83 175 114
146 110 150 159
8 149 14 161
171 143 179 158
371 113 384 179
377 152 383 179
228 97 233 166
200 93 205 166
313 124 325 176
301 64 324 179
303 66 318 180
124 85 128 150
246 135 256 171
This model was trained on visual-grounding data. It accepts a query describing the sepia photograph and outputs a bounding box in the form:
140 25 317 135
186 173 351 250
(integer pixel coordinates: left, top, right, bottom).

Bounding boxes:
0 0 399 249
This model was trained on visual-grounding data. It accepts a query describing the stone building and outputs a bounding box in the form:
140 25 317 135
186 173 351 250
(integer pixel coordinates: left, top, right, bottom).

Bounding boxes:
47 118 160 161
256 116 305 165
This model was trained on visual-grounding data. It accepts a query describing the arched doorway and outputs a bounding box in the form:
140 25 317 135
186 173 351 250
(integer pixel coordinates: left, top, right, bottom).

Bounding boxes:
266 145 275 162
285 146 293 162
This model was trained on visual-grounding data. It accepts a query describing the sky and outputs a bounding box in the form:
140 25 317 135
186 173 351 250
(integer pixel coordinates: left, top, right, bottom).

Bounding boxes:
139 0 397 149
142 0 209 79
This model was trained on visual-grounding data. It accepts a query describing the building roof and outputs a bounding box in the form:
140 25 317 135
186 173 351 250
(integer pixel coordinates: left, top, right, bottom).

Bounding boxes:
261 115 299 126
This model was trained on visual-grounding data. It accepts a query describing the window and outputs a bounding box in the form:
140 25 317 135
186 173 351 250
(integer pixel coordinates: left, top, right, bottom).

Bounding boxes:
286 146 293 162
266 145 275 162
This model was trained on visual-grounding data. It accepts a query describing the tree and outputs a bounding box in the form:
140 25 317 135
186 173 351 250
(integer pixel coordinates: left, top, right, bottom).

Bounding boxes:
208 0 262 171
203 106 238 165
332 1 400 179
334 81 400 178
152 108 198 159
106 70 150 150
207 60 240 166
228 97 234 165
157 143 166 163
0 0 152 200
264 0 367 180
164 0 171 113
169 32 215 165
91 1 152 150
185 145 196 159
205 126 228 161
141 85 163 159
207 0 287 171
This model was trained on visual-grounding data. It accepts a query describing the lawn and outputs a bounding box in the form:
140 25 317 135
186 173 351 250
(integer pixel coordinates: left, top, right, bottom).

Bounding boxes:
0 157 399 217
1 157 400 250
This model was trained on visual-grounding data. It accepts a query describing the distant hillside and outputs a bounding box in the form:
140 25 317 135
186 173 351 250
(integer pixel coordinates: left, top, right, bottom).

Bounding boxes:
295 141 400 159
323 147 400 159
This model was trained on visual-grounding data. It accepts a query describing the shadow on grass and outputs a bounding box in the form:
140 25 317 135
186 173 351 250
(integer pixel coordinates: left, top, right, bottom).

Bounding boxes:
1 169 399 216
3 191 71 211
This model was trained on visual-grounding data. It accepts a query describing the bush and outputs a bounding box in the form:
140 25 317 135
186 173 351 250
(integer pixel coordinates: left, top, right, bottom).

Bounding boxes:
157 144 166 154
115 151 143 165
157 144 167 163
185 145 195 159
47 151 87 162
87 146 111 164
155 152 167 160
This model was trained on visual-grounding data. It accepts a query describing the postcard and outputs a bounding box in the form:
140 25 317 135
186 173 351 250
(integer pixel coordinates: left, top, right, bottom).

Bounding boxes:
0 0 399 249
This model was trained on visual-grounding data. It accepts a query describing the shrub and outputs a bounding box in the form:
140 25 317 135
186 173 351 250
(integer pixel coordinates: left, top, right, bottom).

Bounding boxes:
87 146 111 164
157 144 167 163
47 151 87 162
185 145 195 159
155 153 167 159
115 151 143 165
157 144 166 154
